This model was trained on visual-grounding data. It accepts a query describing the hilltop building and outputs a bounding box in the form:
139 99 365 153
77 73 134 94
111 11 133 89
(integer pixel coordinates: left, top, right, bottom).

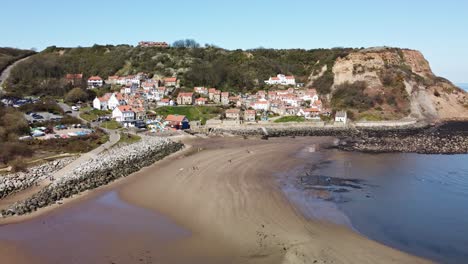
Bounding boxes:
265 74 296 86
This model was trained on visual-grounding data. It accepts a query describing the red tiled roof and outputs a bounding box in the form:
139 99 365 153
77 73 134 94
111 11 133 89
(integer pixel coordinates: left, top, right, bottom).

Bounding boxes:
88 76 103 81
196 97 207 101
117 105 134 112
66 73 83 79
165 77 177 82
305 108 321 112
245 110 256 114
160 98 170 102
165 114 186 122
208 88 217 93
178 92 194 97
285 76 295 79
226 109 240 114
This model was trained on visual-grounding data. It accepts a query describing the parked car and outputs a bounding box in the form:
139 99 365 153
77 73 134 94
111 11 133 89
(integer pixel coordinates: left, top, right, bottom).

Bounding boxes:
71 106 79 111
135 122 147 129
32 131 45 137
19 135 33 141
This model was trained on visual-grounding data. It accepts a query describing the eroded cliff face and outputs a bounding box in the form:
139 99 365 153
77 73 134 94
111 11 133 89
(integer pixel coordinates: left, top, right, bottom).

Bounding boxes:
330 47 468 121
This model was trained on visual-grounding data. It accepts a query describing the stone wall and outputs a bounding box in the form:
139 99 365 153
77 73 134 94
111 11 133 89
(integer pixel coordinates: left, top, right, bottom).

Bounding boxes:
1 137 184 217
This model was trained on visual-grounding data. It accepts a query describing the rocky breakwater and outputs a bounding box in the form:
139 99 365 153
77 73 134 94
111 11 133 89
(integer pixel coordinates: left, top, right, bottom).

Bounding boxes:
211 124 357 138
338 122 468 154
0 157 77 199
1 136 184 217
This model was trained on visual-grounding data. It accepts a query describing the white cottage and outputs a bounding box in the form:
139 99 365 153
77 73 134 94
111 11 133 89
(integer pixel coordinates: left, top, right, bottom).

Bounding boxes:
112 105 135 122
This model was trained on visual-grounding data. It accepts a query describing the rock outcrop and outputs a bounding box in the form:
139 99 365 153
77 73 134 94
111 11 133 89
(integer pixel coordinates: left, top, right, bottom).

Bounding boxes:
329 47 468 121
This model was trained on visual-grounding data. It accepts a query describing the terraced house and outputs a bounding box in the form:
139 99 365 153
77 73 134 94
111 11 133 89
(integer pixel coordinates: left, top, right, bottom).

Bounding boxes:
177 92 194 105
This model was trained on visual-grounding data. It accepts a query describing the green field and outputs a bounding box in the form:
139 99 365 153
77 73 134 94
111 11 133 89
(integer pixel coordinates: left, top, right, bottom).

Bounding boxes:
80 108 111 122
100 120 121 130
155 106 222 124
274 116 305 123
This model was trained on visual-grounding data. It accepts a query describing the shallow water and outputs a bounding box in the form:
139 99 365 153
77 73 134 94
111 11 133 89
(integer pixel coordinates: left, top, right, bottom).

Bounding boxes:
290 150 468 264
0 191 190 264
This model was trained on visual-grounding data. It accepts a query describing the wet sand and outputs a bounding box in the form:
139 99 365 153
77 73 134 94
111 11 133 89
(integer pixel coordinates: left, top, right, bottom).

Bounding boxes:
0 137 431 263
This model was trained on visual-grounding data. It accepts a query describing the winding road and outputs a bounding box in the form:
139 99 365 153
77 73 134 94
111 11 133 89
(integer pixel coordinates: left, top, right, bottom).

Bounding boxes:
0 55 33 94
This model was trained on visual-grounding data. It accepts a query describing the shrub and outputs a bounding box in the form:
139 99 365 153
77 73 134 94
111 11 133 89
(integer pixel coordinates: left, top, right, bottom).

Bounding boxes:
65 88 88 103
331 81 374 111
10 158 28 172
313 71 334 94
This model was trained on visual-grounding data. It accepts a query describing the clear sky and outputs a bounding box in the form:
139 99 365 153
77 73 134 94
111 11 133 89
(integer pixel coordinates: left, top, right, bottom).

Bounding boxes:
1 0 467 83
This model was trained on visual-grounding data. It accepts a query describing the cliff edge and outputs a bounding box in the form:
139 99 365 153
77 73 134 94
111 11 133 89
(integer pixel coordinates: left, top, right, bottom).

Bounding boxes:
312 47 468 121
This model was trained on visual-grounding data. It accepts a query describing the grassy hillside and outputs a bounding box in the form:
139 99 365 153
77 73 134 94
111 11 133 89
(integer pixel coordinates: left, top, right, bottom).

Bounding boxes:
4 45 354 96
0 47 36 74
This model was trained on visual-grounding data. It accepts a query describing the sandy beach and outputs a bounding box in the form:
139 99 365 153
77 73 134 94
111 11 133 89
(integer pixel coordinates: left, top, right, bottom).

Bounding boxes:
0 137 431 263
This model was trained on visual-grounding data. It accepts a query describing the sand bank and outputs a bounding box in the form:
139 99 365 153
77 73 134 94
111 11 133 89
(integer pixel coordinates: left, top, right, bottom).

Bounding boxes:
0 137 431 263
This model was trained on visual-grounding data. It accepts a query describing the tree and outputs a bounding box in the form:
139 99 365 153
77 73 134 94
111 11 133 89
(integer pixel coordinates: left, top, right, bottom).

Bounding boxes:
65 87 88 103
172 39 201 48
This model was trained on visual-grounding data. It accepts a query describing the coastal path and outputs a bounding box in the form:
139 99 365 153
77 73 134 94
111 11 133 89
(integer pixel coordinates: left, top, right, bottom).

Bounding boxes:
0 56 33 94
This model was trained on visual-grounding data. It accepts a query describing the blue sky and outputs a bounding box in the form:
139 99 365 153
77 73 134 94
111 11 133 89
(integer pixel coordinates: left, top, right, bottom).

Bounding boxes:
1 0 467 83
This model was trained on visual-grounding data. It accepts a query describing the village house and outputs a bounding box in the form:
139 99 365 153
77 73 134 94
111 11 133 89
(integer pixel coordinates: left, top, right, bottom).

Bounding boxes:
157 86 166 96
106 75 119 85
138 41 169 48
87 76 104 88
335 111 348 124
195 97 207 105
282 106 298 116
121 83 139 95
208 88 217 101
141 81 155 91
66 73 83 86
212 90 221 104
93 95 109 110
177 92 194 105
165 115 190 130
145 89 163 102
256 90 266 99
94 92 125 110
134 107 146 120
251 100 269 111
164 77 177 87
302 88 319 103
244 110 256 122
112 105 135 122
229 96 241 107
109 93 125 110
158 98 173 106
194 87 208 95
221 92 230 105
116 75 141 86
264 74 296 86
298 108 321 119
225 109 241 120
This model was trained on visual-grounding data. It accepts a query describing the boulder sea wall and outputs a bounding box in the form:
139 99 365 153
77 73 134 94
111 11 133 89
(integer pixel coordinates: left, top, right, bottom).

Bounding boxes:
0 157 77 199
1 137 184 217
